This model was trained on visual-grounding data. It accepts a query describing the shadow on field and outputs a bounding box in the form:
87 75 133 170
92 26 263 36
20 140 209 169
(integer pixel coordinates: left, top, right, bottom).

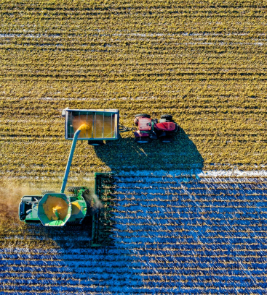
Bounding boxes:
94 127 204 171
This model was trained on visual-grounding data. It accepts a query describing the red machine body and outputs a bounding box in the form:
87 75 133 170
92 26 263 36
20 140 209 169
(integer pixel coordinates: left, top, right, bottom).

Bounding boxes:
134 114 179 143
154 122 177 132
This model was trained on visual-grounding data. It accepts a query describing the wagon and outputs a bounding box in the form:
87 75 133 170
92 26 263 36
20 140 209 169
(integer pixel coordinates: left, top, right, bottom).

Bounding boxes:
62 108 120 145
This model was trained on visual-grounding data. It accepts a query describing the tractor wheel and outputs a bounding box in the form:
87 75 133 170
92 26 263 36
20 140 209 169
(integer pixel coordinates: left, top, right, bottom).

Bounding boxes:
135 137 151 144
68 186 86 193
135 114 151 118
161 114 173 121
160 137 173 143
174 124 180 132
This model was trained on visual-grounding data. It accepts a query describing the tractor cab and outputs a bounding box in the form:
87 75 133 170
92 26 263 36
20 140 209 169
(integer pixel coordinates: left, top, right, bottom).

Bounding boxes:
137 117 152 131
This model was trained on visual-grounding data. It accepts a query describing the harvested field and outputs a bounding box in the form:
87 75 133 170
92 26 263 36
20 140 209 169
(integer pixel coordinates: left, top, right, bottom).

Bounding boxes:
0 0 266 180
1 171 267 293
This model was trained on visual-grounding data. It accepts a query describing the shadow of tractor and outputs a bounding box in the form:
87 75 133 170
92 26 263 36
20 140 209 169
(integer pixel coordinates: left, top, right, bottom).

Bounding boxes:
94 127 204 172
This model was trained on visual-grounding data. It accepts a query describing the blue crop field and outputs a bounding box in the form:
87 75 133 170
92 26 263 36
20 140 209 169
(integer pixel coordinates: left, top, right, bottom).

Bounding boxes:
1 171 266 294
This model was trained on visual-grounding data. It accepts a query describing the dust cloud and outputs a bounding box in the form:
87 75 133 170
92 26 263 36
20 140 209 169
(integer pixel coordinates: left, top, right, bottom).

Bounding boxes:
82 189 103 210
0 179 40 220
92 193 103 209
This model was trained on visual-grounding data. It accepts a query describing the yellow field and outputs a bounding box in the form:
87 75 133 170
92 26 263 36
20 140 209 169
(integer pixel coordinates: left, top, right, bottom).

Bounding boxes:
0 0 266 182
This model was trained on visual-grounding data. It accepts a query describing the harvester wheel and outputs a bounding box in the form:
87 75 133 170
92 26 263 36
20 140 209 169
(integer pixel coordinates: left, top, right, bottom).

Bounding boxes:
134 114 151 118
161 114 173 121
67 187 86 193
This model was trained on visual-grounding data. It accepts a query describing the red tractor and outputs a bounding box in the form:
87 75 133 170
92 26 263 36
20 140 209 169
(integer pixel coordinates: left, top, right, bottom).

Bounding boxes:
134 114 179 143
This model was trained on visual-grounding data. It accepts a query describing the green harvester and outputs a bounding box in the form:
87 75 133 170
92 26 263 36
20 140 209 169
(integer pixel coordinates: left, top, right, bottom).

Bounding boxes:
19 109 117 245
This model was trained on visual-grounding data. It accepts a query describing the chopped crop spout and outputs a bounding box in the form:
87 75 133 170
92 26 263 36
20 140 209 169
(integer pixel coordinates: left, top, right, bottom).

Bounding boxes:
78 123 90 132
60 125 87 194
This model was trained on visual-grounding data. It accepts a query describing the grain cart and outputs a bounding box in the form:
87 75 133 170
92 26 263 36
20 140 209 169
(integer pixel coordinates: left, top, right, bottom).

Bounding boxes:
19 109 119 229
62 108 120 146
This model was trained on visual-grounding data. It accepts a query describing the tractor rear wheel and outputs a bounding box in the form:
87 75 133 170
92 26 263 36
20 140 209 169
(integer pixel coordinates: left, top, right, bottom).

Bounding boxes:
160 136 173 143
161 114 173 121
135 114 151 118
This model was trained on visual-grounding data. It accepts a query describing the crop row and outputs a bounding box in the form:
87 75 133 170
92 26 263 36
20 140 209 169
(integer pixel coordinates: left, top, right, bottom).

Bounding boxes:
0 16 265 34
1 264 266 276
0 138 265 177
0 43 266 53
1 81 264 100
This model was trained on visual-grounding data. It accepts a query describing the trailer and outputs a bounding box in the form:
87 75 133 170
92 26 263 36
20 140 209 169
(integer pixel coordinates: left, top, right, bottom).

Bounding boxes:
62 108 120 145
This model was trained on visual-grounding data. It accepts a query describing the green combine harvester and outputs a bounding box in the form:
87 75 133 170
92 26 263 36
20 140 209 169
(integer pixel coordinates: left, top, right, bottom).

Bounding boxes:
19 109 117 246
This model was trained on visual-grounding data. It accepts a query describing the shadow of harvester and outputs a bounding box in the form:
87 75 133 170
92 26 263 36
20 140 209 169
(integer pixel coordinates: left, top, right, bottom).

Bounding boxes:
94 127 204 172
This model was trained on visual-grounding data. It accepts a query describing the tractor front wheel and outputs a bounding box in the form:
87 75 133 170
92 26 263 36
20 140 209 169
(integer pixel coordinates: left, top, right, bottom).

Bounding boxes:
135 137 151 144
